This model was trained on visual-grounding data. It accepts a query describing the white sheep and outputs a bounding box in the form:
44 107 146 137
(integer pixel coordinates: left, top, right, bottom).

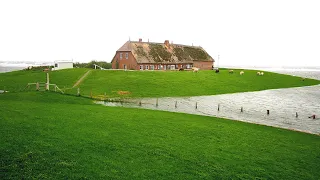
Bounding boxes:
192 67 199 73
260 72 264 76
240 71 244 75
257 72 261 75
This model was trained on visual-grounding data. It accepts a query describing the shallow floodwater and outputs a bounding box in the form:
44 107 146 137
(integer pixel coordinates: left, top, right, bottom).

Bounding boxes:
97 70 320 135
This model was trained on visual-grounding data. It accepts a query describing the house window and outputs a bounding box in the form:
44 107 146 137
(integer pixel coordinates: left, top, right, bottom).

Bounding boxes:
163 65 166 70
186 64 190 69
55 63 58 67
124 64 127 70
140 65 143 70
171 65 175 70
125 53 128 59
120 53 123 59
145 65 149 70
150 65 154 70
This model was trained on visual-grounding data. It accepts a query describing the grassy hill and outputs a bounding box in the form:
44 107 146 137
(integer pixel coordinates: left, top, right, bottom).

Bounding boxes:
1 68 319 98
0 68 90 92
1 92 320 179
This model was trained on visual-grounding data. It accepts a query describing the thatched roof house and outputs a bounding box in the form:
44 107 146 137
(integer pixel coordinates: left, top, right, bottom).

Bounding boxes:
111 39 214 70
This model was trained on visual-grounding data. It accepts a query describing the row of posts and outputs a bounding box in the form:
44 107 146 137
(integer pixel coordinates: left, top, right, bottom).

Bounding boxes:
77 90 317 120
137 99 316 119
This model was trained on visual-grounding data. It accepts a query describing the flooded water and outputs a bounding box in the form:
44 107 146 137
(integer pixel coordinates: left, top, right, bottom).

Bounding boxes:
97 69 320 135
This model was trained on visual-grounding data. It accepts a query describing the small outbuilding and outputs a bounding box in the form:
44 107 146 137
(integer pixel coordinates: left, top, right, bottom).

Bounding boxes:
52 60 73 71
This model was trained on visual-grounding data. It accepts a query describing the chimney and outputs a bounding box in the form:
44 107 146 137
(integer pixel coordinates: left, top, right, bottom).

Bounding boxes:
164 40 169 47
139 38 142 42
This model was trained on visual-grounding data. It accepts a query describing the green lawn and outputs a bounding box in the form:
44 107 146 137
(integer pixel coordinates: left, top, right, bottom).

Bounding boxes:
0 68 90 92
1 68 319 97
76 69 320 97
1 92 320 179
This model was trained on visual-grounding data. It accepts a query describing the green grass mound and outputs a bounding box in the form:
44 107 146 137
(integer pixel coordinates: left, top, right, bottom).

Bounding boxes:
1 92 319 179
1 68 319 98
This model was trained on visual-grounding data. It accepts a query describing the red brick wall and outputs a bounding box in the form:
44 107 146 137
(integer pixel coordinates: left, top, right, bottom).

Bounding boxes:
193 61 214 70
137 63 192 70
112 53 214 71
112 51 138 70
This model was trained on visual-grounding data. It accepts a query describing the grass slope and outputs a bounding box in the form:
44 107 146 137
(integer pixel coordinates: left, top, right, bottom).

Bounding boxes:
1 69 319 98
0 68 90 92
1 92 320 179
77 69 319 97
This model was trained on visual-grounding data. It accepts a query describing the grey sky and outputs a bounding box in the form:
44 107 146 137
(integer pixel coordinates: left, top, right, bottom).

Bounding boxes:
0 0 319 67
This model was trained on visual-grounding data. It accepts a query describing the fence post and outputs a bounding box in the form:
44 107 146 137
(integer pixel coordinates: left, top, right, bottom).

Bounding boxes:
295 112 298 118
195 102 198 109
218 104 220 111
156 98 158 107
175 101 177 108
139 101 142 106
36 82 39 91
241 107 243 112
54 85 57 92
267 110 270 115
77 88 80 96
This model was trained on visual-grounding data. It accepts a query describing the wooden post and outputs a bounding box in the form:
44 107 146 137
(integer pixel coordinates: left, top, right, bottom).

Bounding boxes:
156 98 158 107
295 112 298 118
267 110 270 115
218 104 220 111
241 107 243 112
139 101 142 106
36 82 39 91
195 102 198 109
46 73 49 91
175 101 177 108
54 85 57 92
77 88 80 96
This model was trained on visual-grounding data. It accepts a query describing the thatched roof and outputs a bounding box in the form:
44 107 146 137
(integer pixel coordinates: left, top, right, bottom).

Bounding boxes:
116 41 214 64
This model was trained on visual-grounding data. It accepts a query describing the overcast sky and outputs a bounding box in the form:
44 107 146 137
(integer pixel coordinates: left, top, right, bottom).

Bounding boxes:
0 0 319 67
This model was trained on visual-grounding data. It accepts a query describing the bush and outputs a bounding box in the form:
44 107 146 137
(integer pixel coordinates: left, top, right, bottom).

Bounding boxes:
74 60 112 69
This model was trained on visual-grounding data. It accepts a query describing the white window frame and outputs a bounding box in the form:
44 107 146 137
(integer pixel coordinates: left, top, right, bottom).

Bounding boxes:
145 65 149 70
125 53 128 59
150 65 154 70
140 65 143 70
164 65 166 70
120 53 123 59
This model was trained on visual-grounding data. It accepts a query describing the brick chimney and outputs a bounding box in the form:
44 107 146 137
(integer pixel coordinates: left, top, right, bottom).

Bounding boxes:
139 38 142 42
164 40 169 47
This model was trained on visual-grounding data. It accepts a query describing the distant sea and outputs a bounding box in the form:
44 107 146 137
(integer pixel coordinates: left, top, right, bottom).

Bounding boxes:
0 61 52 73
